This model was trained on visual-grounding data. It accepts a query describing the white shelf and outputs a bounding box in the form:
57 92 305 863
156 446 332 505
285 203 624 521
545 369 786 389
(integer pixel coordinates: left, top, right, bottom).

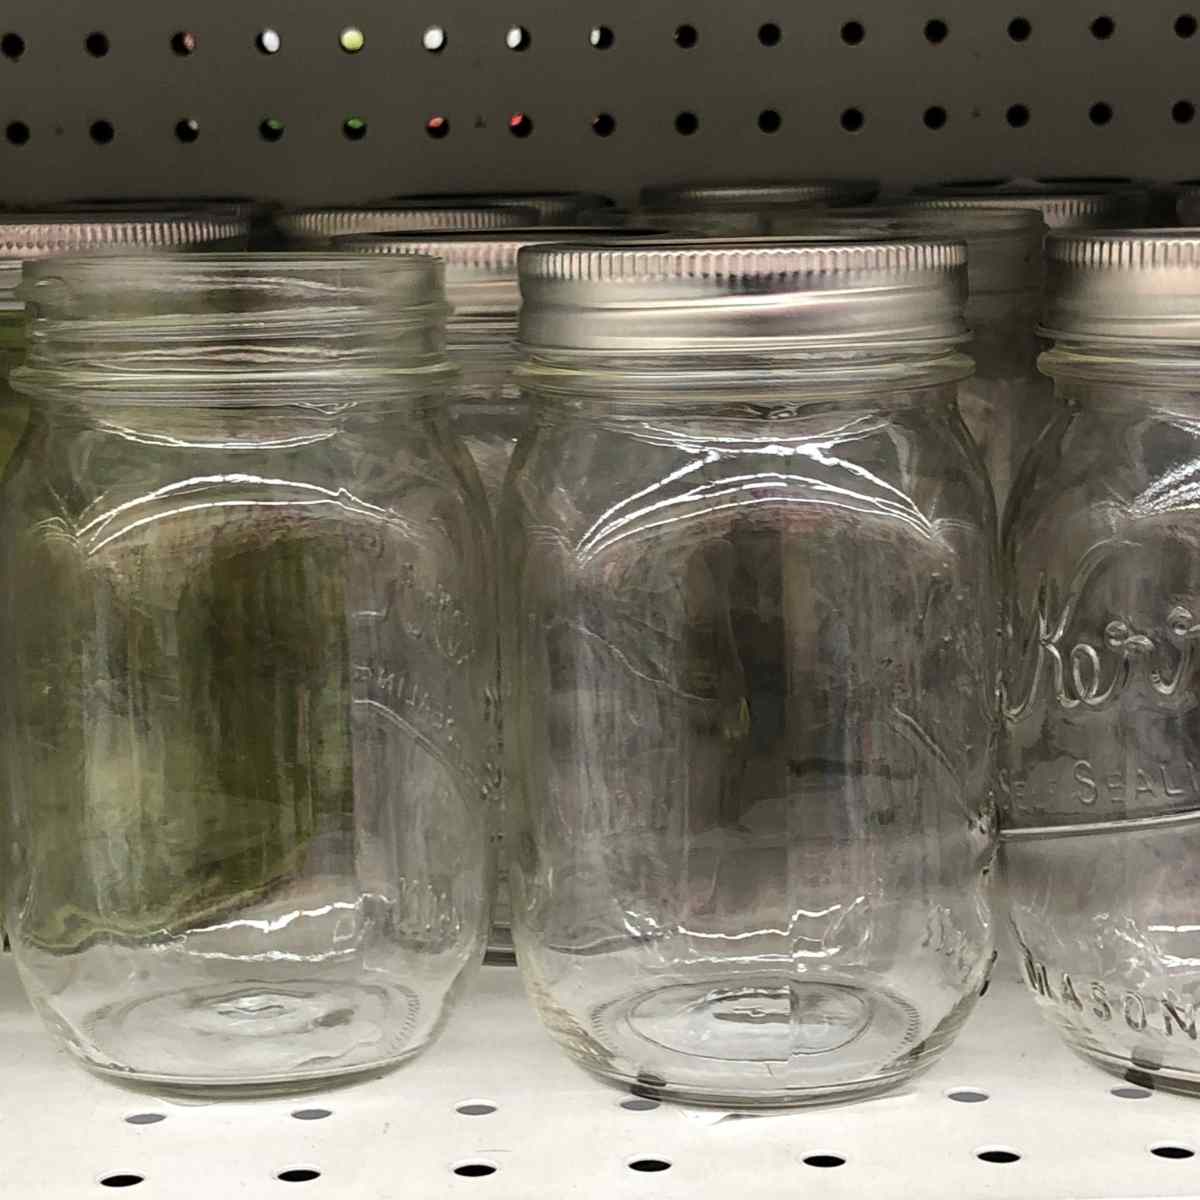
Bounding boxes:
3 954 1200 1198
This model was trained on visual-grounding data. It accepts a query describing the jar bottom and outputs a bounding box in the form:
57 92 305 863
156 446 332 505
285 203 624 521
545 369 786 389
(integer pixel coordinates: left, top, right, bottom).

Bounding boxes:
1059 1032 1200 1098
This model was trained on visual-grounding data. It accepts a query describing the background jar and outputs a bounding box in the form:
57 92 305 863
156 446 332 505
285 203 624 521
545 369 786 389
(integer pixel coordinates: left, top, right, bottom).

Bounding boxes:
0 254 494 1092
1002 230 1200 1093
503 237 998 1107
277 203 538 247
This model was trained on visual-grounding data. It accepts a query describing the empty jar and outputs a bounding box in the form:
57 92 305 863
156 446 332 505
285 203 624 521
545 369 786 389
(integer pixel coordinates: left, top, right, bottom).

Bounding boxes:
277 203 539 247
0 255 494 1092
1003 230 1200 1093
503 238 998 1107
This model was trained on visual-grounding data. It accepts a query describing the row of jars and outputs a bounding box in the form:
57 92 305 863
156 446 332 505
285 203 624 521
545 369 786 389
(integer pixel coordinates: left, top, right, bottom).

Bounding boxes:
0 178 1196 1107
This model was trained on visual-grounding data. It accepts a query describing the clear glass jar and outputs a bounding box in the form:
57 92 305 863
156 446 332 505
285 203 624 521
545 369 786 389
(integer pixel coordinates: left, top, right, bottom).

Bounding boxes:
912 178 1150 228
0 255 494 1093
0 211 249 472
503 238 999 1107
1003 230 1200 1093
278 204 539 247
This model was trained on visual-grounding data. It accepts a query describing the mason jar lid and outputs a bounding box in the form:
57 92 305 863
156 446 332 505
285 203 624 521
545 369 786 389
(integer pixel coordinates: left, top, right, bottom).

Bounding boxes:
390 192 614 224
279 204 539 244
639 180 880 211
518 237 968 354
1039 229 1200 345
911 179 1147 228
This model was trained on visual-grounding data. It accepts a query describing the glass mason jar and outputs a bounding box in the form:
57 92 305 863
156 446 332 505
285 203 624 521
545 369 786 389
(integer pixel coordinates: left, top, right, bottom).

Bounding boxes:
1003 229 1200 1092
503 238 999 1107
912 179 1149 229
0 211 249 472
278 204 539 247
0 255 494 1092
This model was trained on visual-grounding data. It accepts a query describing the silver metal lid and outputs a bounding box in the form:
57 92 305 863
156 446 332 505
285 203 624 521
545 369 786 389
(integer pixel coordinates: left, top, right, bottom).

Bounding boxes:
639 181 880 211
1040 230 1200 345
518 237 968 354
393 193 614 225
911 178 1148 228
278 204 539 245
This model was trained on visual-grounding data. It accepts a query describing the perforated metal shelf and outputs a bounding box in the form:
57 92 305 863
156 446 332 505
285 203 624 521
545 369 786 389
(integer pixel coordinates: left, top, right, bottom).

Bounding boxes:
3 954 1200 1198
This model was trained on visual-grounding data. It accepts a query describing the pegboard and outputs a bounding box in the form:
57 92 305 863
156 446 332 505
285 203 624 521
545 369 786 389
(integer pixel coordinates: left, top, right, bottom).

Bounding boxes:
0 1 1196 206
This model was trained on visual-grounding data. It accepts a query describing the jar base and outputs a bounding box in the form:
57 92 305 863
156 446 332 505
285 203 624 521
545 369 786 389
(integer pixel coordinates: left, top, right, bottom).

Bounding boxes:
1065 1038 1200 1098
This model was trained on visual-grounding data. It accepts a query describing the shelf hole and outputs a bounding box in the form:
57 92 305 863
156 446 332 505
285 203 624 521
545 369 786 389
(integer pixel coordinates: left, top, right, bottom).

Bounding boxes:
840 107 864 131
453 1162 498 1178
505 25 531 50
1008 16 1032 40
621 1098 660 1111
174 118 199 143
290 1108 331 1121
804 1155 846 1168
342 116 367 140
947 1088 989 1103
509 112 533 138
170 31 197 55
590 25 615 48
758 22 782 45
923 105 947 129
259 117 285 142
276 1168 321 1183
422 25 447 51
628 1159 671 1173
758 108 782 133
592 112 616 136
426 115 450 139
1 33 25 60
1090 14 1115 38
977 1148 1021 1164
674 23 698 47
456 1101 497 1116
125 1113 166 1126
1177 13 1198 36
339 27 365 53
5 121 29 145
924 18 949 42
85 31 110 57
90 119 115 144
1152 1144 1196 1160
841 20 865 44
674 110 699 135
1112 1086 1152 1099
1174 99 1196 123
256 29 281 54
1089 101 1113 125
1006 103 1030 127
100 1177 144 1189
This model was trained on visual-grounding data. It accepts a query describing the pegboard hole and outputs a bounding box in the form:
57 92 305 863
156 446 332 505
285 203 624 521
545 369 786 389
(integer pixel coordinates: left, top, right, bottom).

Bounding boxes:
453 1162 498 1178
628 1159 671 1173
758 108 782 133
841 20 865 44
1090 15 1116 38
758 22 783 45
592 112 616 136
1 33 25 60
276 1167 321 1183
977 1148 1021 1164
841 107 865 131
621 1097 661 1111
90 119 115 144
426 115 450 139
174 118 199 144
804 1155 846 1168
1006 103 1030 127
256 29 281 54
290 1108 332 1121
505 25 531 50
924 18 949 43
100 1177 144 1189
946 1088 989 1103
1007 16 1032 40
1177 13 1199 36
1151 1144 1196 1160
170 31 197 55
260 117 285 142
5 121 29 145
422 25 447 51
923 105 947 129
339 27 365 53
674 111 699 135
674 23 699 47
1112 1086 1152 1099
1174 99 1196 123
509 112 533 137
85 31 110 57
1089 101 1113 125
590 25 615 48
124 1113 166 1126
342 117 367 140
456 1101 497 1116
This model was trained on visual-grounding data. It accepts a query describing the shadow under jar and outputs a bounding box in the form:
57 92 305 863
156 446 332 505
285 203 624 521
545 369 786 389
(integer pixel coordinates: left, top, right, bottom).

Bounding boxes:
0 254 494 1094
1003 230 1200 1094
502 238 999 1108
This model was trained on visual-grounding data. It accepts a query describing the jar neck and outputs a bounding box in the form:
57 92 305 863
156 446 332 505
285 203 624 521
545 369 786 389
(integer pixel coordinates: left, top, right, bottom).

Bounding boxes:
1040 341 1200 393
